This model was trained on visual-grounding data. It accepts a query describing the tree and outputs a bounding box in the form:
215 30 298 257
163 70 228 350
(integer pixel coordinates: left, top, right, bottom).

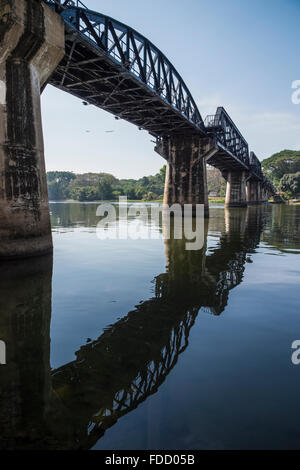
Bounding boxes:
134 187 144 200
46 171 76 200
142 191 159 201
112 190 122 199
68 172 117 190
48 181 65 200
47 171 76 186
159 165 166 183
261 150 300 187
207 166 226 196
98 176 113 200
46 166 167 202
280 172 300 197
70 186 98 201
140 176 149 187
126 185 137 200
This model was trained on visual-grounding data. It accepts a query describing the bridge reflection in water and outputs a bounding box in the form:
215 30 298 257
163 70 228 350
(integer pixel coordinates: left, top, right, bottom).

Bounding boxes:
0 206 269 449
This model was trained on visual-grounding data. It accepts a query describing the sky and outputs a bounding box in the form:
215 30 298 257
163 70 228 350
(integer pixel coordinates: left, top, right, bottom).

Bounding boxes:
41 0 300 178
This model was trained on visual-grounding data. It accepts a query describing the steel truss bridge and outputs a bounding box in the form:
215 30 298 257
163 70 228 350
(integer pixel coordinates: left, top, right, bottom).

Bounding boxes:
43 0 274 191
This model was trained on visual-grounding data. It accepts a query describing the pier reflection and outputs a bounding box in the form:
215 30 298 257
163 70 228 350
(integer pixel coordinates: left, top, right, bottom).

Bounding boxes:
0 255 52 449
0 206 271 449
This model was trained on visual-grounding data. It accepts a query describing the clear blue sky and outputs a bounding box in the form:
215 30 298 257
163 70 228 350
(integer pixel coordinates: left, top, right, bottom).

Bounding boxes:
42 0 300 178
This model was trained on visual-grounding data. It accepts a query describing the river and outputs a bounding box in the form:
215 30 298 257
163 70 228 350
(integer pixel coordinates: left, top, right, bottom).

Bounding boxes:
0 202 299 450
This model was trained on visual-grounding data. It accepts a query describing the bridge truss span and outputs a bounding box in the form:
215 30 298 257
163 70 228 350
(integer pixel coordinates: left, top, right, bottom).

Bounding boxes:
43 0 206 136
249 151 263 180
204 107 250 171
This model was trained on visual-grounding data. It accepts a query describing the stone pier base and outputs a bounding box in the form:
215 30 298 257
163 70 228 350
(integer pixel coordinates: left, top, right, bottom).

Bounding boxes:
246 179 260 205
247 180 271 205
260 187 269 202
225 171 247 207
0 0 64 259
156 136 217 218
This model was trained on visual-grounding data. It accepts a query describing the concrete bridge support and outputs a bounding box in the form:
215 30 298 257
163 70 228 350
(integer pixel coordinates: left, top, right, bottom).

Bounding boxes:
0 0 64 259
261 187 268 202
246 180 271 204
224 171 247 207
246 179 260 205
257 184 268 203
157 136 217 218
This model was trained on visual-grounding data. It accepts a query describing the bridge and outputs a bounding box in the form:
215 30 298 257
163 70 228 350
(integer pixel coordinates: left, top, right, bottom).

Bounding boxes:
0 205 267 449
0 0 274 258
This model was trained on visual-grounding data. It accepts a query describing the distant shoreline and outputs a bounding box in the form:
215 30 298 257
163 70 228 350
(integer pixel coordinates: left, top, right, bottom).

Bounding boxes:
49 198 226 204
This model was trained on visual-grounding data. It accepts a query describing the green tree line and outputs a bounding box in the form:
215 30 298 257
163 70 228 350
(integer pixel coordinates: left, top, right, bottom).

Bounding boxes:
47 165 227 202
261 150 300 198
48 149 300 203
47 167 166 202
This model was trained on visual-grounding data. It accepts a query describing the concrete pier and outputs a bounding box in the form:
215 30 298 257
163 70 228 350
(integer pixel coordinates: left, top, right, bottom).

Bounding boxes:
260 186 269 202
246 179 260 205
0 0 64 259
157 136 217 218
225 171 247 207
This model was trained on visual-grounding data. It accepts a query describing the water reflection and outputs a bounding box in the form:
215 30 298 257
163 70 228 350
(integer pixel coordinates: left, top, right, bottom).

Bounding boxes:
261 204 300 254
0 256 52 449
0 204 298 449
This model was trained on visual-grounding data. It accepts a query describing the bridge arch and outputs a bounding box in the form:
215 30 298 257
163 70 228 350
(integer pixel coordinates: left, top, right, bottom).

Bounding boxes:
45 0 206 136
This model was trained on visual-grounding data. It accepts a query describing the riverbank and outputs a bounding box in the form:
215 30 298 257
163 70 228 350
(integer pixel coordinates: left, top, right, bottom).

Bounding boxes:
208 197 225 203
287 199 300 205
50 197 226 204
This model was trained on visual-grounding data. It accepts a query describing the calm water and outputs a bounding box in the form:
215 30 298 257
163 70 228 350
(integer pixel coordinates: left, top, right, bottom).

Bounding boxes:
0 202 300 450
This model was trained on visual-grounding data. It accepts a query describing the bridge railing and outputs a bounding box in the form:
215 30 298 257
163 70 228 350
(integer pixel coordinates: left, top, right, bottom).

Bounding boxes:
43 0 205 131
204 107 249 166
45 0 88 9
204 114 219 127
